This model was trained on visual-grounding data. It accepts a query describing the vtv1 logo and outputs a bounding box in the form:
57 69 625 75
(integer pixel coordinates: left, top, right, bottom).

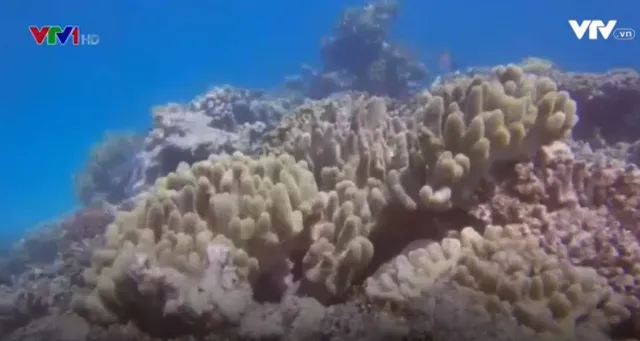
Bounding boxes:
569 20 635 40
29 26 100 46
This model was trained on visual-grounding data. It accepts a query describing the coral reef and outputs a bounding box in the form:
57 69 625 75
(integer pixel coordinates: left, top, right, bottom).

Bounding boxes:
285 0 428 99
57 64 640 341
58 208 114 246
0 207 114 284
4 17 640 340
0 207 114 338
0 224 63 285
366 224 630 338
267 65 577 211
540 68 640 143
135 86 298 194
436 60 640 162
74 132 143 206
0 253 83 337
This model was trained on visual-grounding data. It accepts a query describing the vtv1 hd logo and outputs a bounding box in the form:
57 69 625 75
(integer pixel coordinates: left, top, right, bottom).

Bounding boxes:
29 26 100 46
568 20 635 40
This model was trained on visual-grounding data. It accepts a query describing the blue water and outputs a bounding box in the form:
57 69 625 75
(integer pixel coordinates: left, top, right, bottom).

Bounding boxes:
2 0 639 246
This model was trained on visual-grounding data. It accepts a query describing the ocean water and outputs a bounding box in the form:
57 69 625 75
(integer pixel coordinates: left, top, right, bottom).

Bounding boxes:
1 0 639 246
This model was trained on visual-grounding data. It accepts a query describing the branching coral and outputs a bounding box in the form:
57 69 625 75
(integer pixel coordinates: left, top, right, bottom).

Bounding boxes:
365 224 630 337
265 65 578 212
394 65 578 210
74 151 382 329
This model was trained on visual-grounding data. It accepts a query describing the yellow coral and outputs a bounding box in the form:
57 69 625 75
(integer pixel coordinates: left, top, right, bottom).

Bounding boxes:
365 224 629 337
77 148 390 321
388 65 580 210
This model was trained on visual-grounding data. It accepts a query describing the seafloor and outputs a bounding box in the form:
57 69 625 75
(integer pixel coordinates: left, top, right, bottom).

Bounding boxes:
3 2 640 341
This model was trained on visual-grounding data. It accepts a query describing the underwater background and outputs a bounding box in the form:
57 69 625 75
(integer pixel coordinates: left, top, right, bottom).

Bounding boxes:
2 0 639 246
3 0 640 339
